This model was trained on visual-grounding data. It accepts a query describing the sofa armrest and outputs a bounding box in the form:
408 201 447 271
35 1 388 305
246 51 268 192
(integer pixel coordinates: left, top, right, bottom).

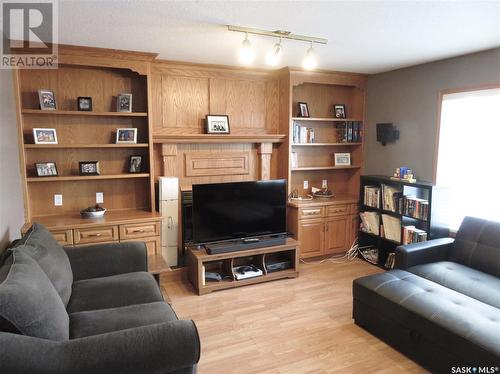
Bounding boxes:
395 237 455 270
0 320 200 374
65 241 148 281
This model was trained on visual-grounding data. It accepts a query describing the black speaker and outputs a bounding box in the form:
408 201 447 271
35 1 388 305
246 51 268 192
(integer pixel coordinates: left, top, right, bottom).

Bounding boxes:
376 123 399 146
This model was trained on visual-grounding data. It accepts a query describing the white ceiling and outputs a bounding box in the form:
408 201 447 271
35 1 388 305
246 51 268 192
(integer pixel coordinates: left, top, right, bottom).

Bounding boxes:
58 0 500 74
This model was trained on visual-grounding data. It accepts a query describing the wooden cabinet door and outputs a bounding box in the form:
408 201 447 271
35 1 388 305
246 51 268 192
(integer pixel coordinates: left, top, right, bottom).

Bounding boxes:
324 216 349 254
122 236 160 257
298 218 324 258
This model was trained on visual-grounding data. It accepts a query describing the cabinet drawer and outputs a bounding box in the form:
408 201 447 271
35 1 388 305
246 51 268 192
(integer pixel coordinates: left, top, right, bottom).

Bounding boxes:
327 205 349 216
51 229 73 246
298 207 324 219
74 226 119 244
120 222 160 240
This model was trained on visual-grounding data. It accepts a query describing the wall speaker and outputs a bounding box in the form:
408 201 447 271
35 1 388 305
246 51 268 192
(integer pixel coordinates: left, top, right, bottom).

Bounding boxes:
376 123 399 146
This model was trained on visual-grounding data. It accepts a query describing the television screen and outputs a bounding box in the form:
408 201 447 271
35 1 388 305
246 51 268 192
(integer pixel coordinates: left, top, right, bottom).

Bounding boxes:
192 179 287 244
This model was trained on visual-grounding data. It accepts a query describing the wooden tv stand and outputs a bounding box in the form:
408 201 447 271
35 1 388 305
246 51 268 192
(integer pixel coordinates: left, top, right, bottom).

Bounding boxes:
187 238 300 295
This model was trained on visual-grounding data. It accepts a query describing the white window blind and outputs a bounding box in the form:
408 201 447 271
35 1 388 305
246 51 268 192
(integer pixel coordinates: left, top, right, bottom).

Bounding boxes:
435 88 500 231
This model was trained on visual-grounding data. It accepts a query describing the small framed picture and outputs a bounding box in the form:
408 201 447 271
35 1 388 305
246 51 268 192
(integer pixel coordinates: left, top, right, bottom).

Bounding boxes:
77 97 92 111
334 152 351 166
38 89 56 110
298 102 310 118
79 161 100 175
116 128 137 144
35 162 58 177
206 115 230 134
117 93 132 112
33 128 58 144
334 104 346 118
129 155 143 173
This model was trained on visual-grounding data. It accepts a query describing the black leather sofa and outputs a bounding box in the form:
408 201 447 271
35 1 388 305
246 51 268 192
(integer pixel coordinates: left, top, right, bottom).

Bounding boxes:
353 216 500 372
0 223 200 374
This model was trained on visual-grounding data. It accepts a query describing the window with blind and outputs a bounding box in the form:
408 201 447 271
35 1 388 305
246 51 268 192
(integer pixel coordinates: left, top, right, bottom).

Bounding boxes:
434 87 500 231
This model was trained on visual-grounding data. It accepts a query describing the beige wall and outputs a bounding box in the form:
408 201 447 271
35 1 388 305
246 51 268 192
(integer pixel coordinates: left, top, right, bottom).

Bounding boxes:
364 48 500 182
0 71 24 250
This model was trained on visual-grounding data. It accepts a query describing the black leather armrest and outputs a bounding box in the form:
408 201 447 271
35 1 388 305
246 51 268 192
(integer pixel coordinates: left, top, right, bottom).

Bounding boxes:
395 237 454 270
0 320 200 374
64 241 148 281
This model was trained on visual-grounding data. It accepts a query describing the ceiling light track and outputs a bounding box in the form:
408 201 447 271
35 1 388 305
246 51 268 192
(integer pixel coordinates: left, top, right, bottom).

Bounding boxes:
227 25 328 45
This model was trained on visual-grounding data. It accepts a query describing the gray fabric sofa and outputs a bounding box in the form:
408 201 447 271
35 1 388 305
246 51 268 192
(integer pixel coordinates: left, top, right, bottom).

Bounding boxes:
353 216 500 372
0 223 200 374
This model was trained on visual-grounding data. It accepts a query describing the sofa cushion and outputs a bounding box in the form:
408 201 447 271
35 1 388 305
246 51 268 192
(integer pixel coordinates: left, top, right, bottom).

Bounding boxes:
69 301 178 339
409 261 500 309
353 270 500 358
14 222 73 306
451 216 500 277
67 271 163 313
0 250 69 341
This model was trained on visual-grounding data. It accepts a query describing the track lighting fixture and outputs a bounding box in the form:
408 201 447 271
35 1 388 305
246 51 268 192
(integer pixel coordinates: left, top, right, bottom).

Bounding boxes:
302 42 317 71
228 25 327 70
238 33 255 65
266 39 283 66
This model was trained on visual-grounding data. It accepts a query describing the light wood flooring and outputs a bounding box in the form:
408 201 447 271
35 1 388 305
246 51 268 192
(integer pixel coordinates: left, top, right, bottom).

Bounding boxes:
163 259 427 374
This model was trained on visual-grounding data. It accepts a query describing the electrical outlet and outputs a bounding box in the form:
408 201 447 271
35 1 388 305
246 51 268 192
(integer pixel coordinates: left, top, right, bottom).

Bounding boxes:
303 180 309 189
54 194 63 206
96 192 104 204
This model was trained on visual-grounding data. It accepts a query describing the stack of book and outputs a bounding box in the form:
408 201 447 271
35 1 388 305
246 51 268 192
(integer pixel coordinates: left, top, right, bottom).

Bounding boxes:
336 121 362 143
403 196 429 220
359 211 380 235
381 184 403 212
385 253 396 269
381 214 401 243
292 122 315 143
364 185 380 208
402 226 428 244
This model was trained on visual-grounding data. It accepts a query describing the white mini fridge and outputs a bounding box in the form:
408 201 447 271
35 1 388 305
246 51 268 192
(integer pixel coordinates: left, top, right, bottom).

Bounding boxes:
159 177 179 266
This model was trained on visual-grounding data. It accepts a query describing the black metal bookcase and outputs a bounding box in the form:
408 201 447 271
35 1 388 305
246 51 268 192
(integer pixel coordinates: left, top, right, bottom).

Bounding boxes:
358 175 448 269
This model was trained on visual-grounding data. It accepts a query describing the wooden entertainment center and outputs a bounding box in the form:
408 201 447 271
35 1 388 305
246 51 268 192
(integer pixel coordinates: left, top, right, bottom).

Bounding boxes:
187 238 299 295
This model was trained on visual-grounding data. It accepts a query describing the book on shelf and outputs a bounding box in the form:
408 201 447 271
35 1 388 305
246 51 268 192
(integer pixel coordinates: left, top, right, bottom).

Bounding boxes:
364 185 380 208
402 225 428 245
381 184 403 212
359 211 379 235
385 252 396 269
381 214 401 243
293 122 315 144
336 121 362 143
404 196 429 221
291 151 298 168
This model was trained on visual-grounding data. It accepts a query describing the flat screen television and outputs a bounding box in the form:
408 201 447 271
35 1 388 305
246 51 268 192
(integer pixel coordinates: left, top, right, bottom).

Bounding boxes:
192 179 287 244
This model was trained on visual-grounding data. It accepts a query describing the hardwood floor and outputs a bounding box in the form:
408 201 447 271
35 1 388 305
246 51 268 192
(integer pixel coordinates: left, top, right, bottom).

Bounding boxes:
163 259 428 374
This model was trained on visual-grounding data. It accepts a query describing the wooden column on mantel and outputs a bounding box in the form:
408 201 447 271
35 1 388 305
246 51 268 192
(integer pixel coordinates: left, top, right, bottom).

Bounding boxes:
258 143 273 180
161 144 178 176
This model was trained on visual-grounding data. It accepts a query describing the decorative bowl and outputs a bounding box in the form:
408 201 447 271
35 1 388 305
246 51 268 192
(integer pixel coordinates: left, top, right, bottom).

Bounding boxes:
80 208 106 219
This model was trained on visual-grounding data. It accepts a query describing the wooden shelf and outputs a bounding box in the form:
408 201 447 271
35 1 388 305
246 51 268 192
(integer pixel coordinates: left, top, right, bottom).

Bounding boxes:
291 165 361 171
25 210 162 231
292 142 362 147
22 109 148 117
27 173 150 182
292 117 362 122
25 144 149 149
153 134 286 144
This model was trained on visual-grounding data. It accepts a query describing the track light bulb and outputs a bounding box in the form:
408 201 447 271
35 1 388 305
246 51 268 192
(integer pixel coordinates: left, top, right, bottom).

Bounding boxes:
302 43 317 70
239 34 255 65
266 40 282 66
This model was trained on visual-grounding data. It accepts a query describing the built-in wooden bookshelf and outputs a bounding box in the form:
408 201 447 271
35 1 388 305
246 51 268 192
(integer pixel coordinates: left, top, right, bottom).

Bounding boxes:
13 45 167 275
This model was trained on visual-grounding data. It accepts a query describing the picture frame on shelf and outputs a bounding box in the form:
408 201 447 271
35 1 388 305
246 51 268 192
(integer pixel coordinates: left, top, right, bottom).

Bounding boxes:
35 162 58 177
33 128 58 144
116 128 137 144
38 89 56 110
129 155 143 173
206 115 230 134
117 93 132 112
297 102 310 118
334 152 351 166
77 97 93 111
79 161 100 176
334 104 346 118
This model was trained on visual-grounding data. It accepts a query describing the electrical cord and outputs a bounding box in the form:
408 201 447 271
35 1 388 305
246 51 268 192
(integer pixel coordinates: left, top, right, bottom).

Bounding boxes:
299 239 372 265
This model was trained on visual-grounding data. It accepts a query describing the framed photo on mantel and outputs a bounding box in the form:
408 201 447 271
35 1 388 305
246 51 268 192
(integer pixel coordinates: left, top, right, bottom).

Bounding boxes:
206 115 230 134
